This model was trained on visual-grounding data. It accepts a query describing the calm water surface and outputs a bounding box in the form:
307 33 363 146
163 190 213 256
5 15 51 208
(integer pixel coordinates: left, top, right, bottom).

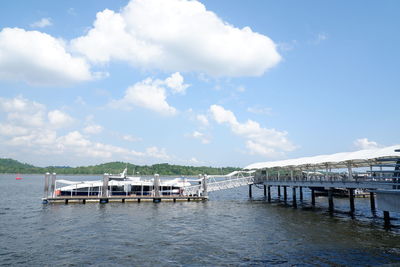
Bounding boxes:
1 174 400 266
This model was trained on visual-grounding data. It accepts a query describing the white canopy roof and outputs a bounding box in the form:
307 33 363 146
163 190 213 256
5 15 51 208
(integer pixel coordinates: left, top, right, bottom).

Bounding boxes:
245 145 400 170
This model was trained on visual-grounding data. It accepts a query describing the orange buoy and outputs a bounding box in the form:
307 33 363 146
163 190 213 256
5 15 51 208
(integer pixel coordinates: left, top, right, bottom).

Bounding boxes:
16 174 22 180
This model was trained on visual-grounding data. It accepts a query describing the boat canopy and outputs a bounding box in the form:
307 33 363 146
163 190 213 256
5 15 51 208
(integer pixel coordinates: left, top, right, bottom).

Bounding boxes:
244 145 400 170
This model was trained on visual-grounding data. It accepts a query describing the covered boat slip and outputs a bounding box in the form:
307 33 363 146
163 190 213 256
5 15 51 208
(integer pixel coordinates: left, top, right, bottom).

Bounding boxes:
244 145 400 224
245 145 400 187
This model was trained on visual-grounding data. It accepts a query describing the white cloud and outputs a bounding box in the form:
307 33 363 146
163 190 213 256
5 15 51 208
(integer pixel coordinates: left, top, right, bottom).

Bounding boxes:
190 131 210 144
209 104 295 157
196 114 209 127
189 157 200 164
48 110 74 128
30 18 52 28
0 96 172 165
0 96 46 127
110 73 185 116
145 146 170 160
247 106 272 116
310 32 328 45
165 72 190 94
121 134 141 142
353 138 380 150
71 0 281 77
83 124 103 135
0 28 94 85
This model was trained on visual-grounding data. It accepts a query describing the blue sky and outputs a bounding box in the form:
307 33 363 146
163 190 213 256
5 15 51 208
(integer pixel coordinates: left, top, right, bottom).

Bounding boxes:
0 0 399 167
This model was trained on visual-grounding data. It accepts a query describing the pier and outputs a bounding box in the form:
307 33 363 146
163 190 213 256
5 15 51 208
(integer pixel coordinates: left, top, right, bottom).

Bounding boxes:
42 145 400 226
246 145 400 225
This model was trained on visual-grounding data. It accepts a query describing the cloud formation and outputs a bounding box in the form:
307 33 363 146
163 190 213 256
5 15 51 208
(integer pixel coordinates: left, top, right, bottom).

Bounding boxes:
30 18 52 28
209 105 295 157
71 0 281 77
353 138 380 150
0 28 94 85
0 96 170 165
189 131 210 144
111 72 189 115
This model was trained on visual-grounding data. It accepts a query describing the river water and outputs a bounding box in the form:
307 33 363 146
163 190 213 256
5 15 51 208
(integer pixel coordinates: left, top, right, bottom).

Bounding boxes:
1 174 400 266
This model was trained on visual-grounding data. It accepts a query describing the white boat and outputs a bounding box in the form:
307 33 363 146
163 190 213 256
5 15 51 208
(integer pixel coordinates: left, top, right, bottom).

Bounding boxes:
55 168 195 197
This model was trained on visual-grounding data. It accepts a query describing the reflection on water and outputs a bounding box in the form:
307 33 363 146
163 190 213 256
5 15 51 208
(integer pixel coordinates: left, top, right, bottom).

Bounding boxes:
1 174 400 266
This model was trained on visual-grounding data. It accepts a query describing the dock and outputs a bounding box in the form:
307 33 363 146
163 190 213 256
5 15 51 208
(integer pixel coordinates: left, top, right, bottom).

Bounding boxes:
43 195 207 204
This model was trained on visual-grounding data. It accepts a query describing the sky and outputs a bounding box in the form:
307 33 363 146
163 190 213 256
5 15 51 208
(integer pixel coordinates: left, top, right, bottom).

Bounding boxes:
0 0 399 167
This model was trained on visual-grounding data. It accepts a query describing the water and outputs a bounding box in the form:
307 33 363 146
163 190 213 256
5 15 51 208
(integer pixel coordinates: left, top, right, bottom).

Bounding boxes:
1 174 400 266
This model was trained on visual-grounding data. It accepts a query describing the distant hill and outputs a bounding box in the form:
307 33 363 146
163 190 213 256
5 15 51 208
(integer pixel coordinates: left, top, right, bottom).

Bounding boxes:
0 158 240 175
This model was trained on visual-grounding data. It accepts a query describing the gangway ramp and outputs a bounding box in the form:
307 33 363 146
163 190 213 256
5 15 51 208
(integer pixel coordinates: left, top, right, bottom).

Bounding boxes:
182 171 255 196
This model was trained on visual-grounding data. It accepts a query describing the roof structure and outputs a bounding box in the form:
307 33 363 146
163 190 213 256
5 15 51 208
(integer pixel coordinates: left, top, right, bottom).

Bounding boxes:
245 145 400 170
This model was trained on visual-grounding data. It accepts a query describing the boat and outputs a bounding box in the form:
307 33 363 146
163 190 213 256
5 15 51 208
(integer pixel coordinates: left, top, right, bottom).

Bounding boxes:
55 168 194 197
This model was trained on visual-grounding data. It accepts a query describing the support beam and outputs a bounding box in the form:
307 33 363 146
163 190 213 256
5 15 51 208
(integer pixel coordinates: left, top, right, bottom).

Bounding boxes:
348 188 355 212
299 186 303 201
264 185 267 197
278 186 281 197
283 186 287 202
328 188 334 212
370 192 376 210
249 184 252 198
311 188 315 206
267 186 271 202
202 174 208 198
384 211 391 228
292 187 297 208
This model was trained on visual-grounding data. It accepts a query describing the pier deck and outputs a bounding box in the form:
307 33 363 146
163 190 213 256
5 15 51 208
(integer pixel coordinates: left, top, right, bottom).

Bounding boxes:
43 195 207 204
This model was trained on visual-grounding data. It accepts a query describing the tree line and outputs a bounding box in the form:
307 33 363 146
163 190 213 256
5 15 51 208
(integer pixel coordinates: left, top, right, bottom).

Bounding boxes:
0 158 240 175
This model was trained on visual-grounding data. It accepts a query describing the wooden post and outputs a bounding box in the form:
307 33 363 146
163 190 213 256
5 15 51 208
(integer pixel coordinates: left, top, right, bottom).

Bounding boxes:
267 186 271 202
370 192 376 210
249 184 252 198
278 186 281 197
299 186 303 201
311 188 315 206
348 188 355 212
328 188 334 212
292 187 297 208
263 185 267 197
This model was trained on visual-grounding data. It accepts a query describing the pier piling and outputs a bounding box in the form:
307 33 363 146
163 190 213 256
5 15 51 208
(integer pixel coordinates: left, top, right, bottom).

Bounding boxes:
264 185 266 197
383 211 390 226
267 186 271 202
292 187 297 208
249 184 252 198
278 186 281 197
370 192 376 210
283 186 287 202
348 188 355 212
311 188 315 206
299 186 303 201
328 188 334 212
